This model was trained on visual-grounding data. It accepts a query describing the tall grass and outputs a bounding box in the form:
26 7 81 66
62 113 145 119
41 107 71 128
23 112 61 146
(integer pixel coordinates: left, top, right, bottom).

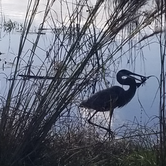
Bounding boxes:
0 0 165 165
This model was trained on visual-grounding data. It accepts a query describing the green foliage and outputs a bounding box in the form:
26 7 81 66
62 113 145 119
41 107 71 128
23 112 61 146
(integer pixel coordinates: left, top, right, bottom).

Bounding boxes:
121 150 157 166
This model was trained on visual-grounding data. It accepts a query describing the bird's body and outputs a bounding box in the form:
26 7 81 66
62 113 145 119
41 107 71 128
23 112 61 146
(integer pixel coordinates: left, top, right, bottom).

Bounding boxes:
80 69 143 111
81 85 136 111
80 69 148 135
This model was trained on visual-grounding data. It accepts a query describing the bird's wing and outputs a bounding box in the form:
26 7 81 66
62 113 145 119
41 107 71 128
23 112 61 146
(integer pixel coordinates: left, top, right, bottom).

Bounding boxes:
103 86 123 109
81 86 123 111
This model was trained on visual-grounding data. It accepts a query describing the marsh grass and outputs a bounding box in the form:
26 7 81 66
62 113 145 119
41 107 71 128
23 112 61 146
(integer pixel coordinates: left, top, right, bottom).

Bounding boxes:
0 0 165 165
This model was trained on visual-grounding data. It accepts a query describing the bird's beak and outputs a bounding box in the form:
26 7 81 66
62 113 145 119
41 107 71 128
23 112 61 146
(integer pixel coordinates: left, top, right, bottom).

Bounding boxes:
128 72 148 87
129 72 146 81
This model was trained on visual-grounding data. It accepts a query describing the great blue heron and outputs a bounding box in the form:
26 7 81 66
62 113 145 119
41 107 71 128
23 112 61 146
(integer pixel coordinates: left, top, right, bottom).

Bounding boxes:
80 69 148 134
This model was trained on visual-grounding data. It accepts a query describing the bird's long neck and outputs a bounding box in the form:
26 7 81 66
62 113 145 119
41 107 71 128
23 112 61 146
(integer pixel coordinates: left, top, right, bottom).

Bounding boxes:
123 80 136 104
117 76 137 107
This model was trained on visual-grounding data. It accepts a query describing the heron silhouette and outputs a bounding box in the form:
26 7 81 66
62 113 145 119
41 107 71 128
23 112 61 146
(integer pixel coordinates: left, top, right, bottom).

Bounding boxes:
80 69 148 135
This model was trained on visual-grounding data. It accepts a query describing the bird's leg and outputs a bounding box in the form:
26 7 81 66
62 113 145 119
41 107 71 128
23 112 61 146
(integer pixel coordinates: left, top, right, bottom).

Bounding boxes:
108 108 114 133
88 110 98 127
88 110 114 137
107 99 114 140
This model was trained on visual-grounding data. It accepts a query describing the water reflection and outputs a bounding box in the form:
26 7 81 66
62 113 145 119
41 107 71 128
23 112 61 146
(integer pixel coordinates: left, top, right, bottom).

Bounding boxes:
1 0 28 21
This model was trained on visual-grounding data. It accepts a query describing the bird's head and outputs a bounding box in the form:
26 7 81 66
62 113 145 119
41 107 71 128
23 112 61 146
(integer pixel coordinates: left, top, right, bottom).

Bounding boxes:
117 69 148 87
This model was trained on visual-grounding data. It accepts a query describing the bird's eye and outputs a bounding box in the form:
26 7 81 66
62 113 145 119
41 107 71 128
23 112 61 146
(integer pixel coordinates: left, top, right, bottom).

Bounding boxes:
122 76 127 79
